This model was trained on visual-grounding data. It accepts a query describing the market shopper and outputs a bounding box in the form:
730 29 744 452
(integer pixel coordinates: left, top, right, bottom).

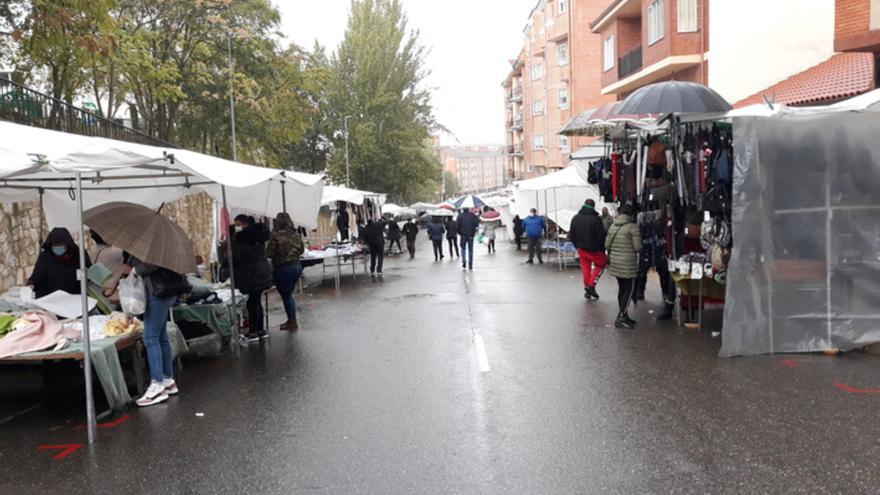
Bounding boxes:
402 219 419 259
445 217 459 258
601 207 614 233
27 228 90 298
89 230 124 304
513 215 524 250
523 209 546 264
456 208 480 270
266 212 305 331
124 254 190 407
569 199 607 300
481 220 498 254
606 205 643 329
386 220 403 254
233 215 273 343
337 202 351 241
427 217 446 261
361 218 385 275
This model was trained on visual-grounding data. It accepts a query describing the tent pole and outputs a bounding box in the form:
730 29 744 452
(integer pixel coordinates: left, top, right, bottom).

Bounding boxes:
75 172 96 445
221 186 240 357
281 174 288 213
38 188 44 242
825 167 833 349
554 188 561 272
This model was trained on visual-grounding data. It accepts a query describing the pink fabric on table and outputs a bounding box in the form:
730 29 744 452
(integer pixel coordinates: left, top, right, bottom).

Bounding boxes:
0 311 81 358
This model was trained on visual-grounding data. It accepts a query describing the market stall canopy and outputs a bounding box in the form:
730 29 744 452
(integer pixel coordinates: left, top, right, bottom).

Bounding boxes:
512 163 603 217
559 102 655 136
546 208 578 232
381 203 404 215
0 120 325 230
570 139 607 161
515 163 591 191
321 185 387 207
409 202 437 212
617 81 732 115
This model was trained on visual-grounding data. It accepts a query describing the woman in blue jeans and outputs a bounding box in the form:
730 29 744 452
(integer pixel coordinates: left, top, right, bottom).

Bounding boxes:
124 256 186 407
267 213 306 330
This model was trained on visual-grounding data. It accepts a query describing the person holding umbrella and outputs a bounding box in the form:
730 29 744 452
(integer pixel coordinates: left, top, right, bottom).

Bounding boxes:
402 219 419 259
84 202 196 408
386 219 403 255
427 216 446 261
481 209 501 254
233 215 273 343
445 216 459 258
456 207 480 270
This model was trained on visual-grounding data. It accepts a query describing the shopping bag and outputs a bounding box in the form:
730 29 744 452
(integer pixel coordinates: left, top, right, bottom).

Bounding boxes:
119 274 147 315
478 233 485 244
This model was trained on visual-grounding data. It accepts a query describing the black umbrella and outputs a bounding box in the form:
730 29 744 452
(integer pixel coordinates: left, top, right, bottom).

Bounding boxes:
616 81 732 115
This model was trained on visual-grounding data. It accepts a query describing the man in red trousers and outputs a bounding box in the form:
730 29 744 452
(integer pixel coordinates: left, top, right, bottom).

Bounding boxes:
568 199 607 300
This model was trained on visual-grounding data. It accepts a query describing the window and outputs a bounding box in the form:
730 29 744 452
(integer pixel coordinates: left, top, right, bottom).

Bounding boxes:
533 135 544 150
558 135 570 151
603 36 615 72
557 43 568 65
531 61 544 80
677 0 697 32
558 86 569 108
647 0 665 45
532 100 544 116
872 0 880 30
558 0 568 14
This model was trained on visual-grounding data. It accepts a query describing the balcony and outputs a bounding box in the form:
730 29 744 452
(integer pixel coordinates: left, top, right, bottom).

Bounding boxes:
512 118 524 130
510 87 523 102
618 45 643 80
0 76 174 147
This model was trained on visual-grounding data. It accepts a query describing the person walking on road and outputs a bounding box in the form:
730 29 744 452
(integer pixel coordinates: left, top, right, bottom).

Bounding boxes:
481 221 498 254
606 204 643 329
457 208 480 270
386 220 402 254
445 217 459 258
361 218 385 276
232 215 273 343
427 217 446 261
523 208 545 264
266 212 305 331
513 215 524 250
569 199 607 300
402 219 419 259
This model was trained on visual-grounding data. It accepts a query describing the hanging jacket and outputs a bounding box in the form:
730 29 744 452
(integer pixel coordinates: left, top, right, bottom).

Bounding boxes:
266 213 305 270
605 215 643 279
522 215 545 239
457 211 480 237
28 228 90 298
233 223 273 294
426 221 446 241
569 206 606 252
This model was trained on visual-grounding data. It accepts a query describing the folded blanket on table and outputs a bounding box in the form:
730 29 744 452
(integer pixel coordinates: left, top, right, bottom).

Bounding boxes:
0 310 80 358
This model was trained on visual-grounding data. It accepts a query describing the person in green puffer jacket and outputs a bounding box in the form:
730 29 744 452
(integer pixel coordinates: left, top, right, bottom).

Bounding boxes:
605 204 643 329
267 212 305 331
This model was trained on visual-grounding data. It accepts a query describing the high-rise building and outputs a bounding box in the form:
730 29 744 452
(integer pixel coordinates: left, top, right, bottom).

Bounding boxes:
440 145 506 195
503 0 614 180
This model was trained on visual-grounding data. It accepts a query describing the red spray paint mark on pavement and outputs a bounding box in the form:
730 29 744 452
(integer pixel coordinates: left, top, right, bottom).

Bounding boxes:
38 444 83 460
76 414 130 430
833 382 880 395
779 359 800 369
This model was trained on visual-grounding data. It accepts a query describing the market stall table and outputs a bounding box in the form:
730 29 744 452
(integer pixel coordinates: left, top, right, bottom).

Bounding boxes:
672 273 726 330
172 295 248 348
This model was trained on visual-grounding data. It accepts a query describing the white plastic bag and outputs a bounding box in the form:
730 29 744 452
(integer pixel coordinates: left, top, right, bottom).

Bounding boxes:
119 274 147 315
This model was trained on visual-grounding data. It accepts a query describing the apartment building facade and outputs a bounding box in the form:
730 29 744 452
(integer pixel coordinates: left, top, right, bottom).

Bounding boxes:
440 146 506 195
503 0 613 180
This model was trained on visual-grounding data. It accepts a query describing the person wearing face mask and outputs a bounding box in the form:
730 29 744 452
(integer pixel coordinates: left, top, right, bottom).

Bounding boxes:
522 208 546 264
232 215 273 343
27 228 90 298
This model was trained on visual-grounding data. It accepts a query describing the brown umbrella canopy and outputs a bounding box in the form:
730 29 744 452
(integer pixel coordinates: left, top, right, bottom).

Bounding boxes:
84 202 197 275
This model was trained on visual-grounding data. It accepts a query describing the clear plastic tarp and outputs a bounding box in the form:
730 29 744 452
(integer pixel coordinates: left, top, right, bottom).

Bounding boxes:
721 112 880 357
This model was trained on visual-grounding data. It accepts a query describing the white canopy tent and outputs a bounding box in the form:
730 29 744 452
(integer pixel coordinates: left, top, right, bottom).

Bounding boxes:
320 185 387 207
0 120 324 444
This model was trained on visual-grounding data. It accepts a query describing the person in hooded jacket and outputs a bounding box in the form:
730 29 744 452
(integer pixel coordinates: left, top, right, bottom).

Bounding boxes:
605 204 643 329
386 220 402 254
513 215 524 250
266 212 305 331
427 217 446 261
28 228 90 298
569 199 607 300
360 218 385 275
445 217 459 258
233 215 273 343
402 219 419 259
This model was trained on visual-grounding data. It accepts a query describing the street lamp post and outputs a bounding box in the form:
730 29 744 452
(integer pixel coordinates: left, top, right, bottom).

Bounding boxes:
344 115 352 187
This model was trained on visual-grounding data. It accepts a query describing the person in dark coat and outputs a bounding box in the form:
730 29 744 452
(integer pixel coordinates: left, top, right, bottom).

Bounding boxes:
233 215 273 342
427 217 446 261
569 199 607 300
456 208 480 270
360 219 385 275
445 217 459 258
402 219 419 259
513 215 524 251
27 228 90 298
336 202 351 241
386 220 402 254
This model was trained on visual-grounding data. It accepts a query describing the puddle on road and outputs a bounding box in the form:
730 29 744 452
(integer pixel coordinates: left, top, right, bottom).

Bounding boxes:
386 293 437 301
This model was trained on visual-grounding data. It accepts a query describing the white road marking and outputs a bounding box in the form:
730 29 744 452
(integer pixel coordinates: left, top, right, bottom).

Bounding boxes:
474 334 490 373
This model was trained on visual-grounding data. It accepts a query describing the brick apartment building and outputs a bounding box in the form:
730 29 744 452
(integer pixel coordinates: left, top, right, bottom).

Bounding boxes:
440 146 506 195
503 0 614 180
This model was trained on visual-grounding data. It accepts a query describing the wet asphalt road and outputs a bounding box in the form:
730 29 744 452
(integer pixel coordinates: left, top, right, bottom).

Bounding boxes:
1 236 879 494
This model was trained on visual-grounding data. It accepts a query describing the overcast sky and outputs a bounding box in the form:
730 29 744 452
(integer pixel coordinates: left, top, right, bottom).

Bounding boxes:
277 0 538 146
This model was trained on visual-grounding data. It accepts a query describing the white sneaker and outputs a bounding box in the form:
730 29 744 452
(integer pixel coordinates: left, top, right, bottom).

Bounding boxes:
162 378 179 396
136 382 169 407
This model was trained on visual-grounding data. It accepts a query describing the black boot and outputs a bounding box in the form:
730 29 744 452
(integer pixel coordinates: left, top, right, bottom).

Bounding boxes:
623 312 637 326
657 303 674 321
588 286 600 300
615 313 634 329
